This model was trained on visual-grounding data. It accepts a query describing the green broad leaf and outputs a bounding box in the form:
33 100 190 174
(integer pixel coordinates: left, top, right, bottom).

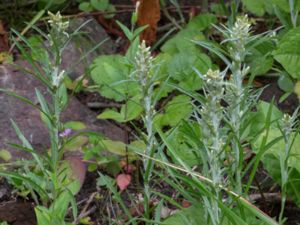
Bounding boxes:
119 99 143 121
100 140 136 157
168 53 197 81
253 129 300 206
271 0 290 12
167 123 202 167
161 14 215 55
247 40 274 76
273 26 300 79
211 3 228 15
28 36 50 66
128 140 146 154
64 136 88 151
163 204 207 225
249 101 283 137
91 55 139 101
186 13 217 31
277 74 294 93
98 109 123 122
161 28 206 54
155 95 192 127
91 0 109 11
88 163 98 172
98 97 143 122
0 149 12 161
242 0 266 16
79 2 93 12
64 121 86 130
168 52 211 91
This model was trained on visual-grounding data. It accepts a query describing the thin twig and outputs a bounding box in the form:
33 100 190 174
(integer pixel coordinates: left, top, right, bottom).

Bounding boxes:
76 192 97 223
87 101 122 109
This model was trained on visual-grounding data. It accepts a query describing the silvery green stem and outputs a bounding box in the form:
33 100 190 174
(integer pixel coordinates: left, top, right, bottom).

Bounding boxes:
226 15 251 194
133 40 155 222
199 69 225 224
47 11 69 196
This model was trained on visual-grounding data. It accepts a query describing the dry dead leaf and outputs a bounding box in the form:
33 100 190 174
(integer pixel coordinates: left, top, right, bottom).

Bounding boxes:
116 173 132 191
182 199 191 208
136 0 161 45
0 20 9 52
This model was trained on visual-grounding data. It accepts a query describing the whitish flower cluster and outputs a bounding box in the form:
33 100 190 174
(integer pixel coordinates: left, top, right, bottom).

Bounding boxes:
230 15 251 41
51 67 65 88
200 69 225 179
47 11 69 88
134 40 154 87
281 109 299 140
47 11 69 49
48 11 69 35
203 69 224 100
228 15 251 63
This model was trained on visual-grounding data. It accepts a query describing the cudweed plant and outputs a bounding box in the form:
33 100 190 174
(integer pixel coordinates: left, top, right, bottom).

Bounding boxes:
132 40 156 221
192 15 270 223
195 69 226 225
278 108 299 224
0 11 79 225
222 15 253 194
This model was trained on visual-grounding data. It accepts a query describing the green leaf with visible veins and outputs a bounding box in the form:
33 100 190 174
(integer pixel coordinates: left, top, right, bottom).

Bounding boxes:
155 95 192 127
273 27 300 79
91 55 139 101
98 97 143 122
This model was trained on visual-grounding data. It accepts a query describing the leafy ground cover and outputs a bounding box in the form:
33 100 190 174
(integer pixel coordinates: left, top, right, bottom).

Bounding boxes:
0 0 300 225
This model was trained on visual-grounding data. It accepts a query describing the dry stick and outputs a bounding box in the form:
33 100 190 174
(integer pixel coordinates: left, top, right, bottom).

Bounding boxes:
135 152 279 225
87 101 122 109
249 193 286 203
76 192 97 223
80 192 97 215
77 206 97 221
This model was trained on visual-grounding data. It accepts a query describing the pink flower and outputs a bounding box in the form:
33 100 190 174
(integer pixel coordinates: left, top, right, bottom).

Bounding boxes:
59 128 72 137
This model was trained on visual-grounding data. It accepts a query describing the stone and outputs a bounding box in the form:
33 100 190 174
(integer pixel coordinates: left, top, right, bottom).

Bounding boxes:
0 202 36 225
0 61 125 162
62 17 115 80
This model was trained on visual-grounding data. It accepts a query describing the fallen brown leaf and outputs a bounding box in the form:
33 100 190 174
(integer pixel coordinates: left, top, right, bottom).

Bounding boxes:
0 20 9 52
116 173 132 191
136 0 161 45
